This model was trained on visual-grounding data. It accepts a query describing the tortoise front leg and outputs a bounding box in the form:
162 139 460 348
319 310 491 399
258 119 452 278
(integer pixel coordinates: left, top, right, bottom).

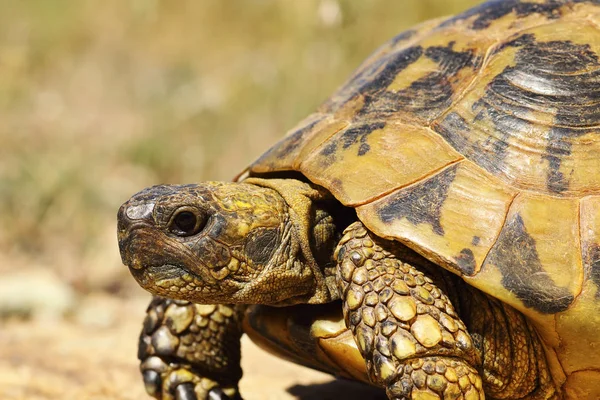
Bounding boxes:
336 222 484 400
139 296 245 400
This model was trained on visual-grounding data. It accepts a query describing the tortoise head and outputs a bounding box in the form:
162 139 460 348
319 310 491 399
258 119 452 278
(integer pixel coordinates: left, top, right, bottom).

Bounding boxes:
117 180 336 304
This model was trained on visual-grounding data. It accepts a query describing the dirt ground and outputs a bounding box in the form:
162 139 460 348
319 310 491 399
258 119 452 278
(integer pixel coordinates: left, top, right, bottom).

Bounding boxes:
0 295 384 400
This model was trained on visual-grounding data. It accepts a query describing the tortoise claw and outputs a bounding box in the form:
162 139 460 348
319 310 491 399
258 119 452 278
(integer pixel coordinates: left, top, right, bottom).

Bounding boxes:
208 387 243 400
207 388 228 400
175 383 197 400
142 369 162 398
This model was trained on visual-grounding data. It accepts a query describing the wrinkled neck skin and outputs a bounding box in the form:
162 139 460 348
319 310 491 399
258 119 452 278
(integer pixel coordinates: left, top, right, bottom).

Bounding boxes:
119 178 346 306
246 178 344 305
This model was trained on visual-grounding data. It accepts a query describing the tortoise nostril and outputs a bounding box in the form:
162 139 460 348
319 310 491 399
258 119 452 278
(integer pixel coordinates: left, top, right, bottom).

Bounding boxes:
125 203 155 220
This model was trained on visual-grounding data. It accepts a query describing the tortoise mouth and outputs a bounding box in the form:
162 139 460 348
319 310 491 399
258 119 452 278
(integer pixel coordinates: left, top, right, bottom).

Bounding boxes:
129 263 191 289
129 262 240 304
145 264 187 279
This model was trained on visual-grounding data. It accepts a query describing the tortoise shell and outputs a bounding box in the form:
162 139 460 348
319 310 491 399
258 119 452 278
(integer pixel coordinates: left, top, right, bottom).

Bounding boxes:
242 0 600 391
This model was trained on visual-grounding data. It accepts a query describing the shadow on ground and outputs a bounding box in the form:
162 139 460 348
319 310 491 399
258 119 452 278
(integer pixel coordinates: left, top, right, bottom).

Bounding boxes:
287 379 386 400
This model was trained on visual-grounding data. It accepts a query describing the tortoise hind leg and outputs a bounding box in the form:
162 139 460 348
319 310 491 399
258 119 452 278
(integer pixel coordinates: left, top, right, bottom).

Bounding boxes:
336 222 484 400
464 291 557 399
138 296 245 400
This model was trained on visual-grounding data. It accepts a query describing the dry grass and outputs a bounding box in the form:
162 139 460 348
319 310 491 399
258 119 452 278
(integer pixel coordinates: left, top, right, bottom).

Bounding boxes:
0 0 481 300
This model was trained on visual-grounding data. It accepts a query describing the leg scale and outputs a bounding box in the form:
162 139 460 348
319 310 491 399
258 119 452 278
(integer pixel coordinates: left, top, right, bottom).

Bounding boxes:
139 296 245 400
336 222 484 400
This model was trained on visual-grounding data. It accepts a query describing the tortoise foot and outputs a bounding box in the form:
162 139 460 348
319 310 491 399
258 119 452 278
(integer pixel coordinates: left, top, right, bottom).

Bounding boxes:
140 356 242 400
386 357 483 400
139 297 244 400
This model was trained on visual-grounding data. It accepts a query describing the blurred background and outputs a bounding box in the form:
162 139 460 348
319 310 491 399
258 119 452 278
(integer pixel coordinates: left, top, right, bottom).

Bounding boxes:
0 1 480 399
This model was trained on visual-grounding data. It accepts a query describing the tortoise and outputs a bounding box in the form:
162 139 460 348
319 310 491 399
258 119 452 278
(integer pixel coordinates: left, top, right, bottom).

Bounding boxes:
117 0 600 399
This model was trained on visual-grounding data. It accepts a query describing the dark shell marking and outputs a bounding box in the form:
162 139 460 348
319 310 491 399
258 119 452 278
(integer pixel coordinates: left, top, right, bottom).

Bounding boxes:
389 29 417 46
319 122 386 159
253 115 326 169
358 43 480 121
484 213 574 313
487 35 600 193
435 111 507 176
584 244 600 299
376 164 459 236
440 0 566 30
325 46 424 115
455 248 477 276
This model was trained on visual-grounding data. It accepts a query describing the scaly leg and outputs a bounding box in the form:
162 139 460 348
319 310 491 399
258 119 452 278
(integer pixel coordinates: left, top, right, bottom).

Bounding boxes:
139 296 245 400
465 291 557 399
336 222 484 400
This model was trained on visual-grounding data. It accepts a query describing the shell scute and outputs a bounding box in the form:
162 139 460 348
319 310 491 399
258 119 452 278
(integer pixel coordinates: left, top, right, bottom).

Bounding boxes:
357 162 516 278
301 122 462 205
472 193 581 316
432 21 600 196
375 164 459 237
250 114 348 174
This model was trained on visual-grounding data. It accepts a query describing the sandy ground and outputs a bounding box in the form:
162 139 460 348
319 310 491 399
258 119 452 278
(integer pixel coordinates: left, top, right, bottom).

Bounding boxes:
0 296 384 400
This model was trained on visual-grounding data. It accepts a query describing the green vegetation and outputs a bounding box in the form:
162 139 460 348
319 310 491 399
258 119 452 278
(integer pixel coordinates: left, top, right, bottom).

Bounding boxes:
0 0 481 295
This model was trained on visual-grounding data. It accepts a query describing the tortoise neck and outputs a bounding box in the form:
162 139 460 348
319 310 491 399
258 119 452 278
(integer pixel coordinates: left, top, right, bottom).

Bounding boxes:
244 177 351 304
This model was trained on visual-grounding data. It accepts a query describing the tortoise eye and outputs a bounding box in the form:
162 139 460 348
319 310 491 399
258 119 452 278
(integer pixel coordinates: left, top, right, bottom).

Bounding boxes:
170 209 205 236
